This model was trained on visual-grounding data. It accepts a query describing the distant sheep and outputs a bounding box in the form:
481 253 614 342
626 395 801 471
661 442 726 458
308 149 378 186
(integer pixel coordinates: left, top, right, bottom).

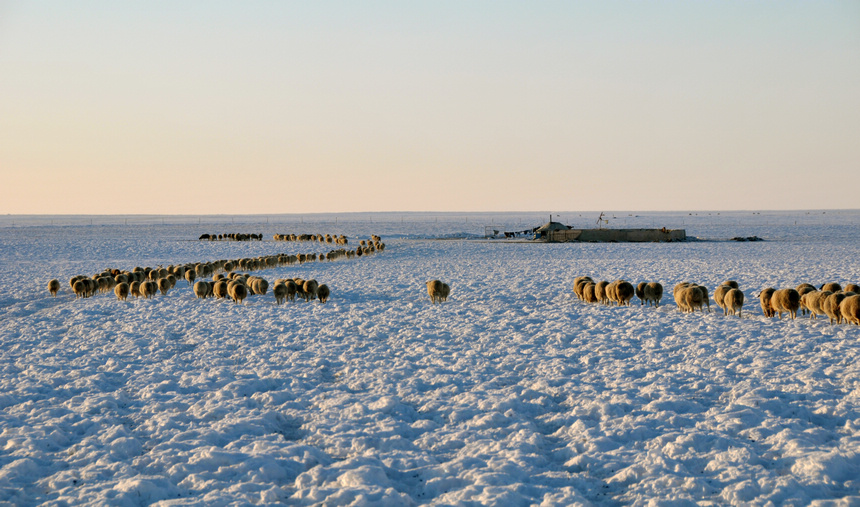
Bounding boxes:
724 288 744 317
130 281 141 298
317 284 330 303
185 269 196 286
48 279 60 297
840 295 860 325
770 288 801 320
114 282 130 301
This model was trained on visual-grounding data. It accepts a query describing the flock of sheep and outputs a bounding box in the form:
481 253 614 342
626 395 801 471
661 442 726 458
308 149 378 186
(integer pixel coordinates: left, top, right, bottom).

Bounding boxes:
198 233 263 241
573 276 860 325
47 234 387 306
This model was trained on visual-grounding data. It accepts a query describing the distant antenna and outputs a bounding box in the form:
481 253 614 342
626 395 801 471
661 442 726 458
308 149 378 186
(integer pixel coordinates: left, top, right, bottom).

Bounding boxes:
597 212 605 228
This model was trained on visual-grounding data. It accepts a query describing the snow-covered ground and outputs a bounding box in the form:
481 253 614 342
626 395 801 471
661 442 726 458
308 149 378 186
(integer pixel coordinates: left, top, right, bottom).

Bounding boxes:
1 210 859 506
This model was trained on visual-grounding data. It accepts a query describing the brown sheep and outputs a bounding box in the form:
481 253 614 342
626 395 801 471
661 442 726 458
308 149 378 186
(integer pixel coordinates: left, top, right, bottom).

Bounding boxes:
845 283 860 293
771 288 801 320
759 288 776 318
185 268 196 286
157 278 171 296
722 280 739 290
317 284 330 303
583 282 599 304
426 280 444 304
440 283 450 302
48 279 60 297
595 281 609 305
273 282 287 305
140 281 157 299
615 281 635 306
573 276 594 300
635 282 647 305
643 282 663 307
302 279 319 302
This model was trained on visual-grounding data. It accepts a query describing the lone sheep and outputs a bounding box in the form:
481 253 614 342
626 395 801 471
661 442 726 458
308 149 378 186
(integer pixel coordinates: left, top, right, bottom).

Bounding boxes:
48 279 60 297
426 280 445 304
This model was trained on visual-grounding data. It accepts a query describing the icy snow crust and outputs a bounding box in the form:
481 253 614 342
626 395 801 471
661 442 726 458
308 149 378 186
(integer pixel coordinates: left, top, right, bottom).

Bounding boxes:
1 210 859 506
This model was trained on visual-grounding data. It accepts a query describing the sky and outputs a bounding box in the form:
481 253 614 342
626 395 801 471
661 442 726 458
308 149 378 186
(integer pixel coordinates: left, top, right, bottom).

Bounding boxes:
1 1 858 214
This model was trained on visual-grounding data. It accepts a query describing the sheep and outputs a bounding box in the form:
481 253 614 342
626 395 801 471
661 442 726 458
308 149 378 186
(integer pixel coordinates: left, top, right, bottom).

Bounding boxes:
823 292 847 325
696 285 711 312
140 281 157 299
674 282 691 310
643 282 663 307
724 288 744 317
273 282 288 305
130 281 141 298
821 282 842 293
714 284 733 315
721 280 739 290
213 280 229 299
157 278 171 296
759 288 776 318
840 295 860 325
800 290 828 320
114 282 130 301
583 282 599 304
253 277 269 296
595 281 609 305
229 282 247 304
681 285 705 313
605 281 619 305
193 281 211 299
426 280 444 304
770 288 801 320
302 279 319 302
72 279 88 299
796 284 818 315
635 282 646 305
615 281 635 306
440 283 450 302
284 280 298 302
845 283 860 294
185 269 196 286
317 284 330 303
48 279 60 297
573 276 593 300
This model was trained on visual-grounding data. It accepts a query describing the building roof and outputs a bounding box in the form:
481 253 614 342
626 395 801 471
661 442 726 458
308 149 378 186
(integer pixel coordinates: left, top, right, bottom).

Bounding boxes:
536 221 570 233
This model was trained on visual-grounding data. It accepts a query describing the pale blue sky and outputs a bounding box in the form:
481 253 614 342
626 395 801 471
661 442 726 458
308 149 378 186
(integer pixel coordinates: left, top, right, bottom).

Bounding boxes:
1 1 858 213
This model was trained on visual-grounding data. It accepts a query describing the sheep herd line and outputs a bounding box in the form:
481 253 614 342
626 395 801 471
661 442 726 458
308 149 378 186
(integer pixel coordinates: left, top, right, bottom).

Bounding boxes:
46 235 387 306
573 276 860 326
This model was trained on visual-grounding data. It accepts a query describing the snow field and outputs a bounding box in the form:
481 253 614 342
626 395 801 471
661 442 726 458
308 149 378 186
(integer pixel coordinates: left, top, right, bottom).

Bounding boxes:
1 212 859 505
